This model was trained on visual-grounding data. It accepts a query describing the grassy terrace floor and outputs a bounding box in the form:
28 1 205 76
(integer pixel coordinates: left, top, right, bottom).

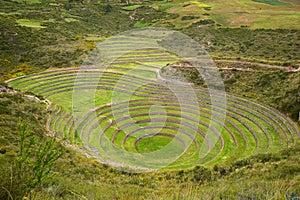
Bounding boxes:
7 34 300 171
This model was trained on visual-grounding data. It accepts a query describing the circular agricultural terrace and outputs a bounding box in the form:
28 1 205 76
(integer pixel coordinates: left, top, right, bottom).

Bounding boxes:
7 64 300 170
7 32 300 171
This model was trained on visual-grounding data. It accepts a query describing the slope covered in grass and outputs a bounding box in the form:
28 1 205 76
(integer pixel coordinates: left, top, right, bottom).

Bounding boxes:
0 90 299 199
0 0 300 199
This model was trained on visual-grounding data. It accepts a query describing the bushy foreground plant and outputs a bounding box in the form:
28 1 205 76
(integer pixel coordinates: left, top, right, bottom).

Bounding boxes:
0 121 65 200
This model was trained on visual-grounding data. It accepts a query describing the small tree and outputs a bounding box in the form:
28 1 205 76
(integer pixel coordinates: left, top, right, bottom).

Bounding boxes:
0 121 65 200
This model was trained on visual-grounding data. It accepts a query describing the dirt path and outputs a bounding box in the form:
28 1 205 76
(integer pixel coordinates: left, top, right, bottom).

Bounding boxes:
214 59 300 72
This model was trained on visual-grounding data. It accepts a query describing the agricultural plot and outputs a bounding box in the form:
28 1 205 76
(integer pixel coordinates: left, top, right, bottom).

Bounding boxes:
149 0 300 29
252 0 291 6
7 33 300 171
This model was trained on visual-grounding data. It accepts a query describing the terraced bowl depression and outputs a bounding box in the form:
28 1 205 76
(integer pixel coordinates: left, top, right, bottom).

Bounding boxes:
7 29 300 171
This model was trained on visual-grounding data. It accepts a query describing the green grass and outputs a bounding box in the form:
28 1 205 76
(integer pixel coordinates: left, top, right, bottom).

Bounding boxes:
190 1 210 8
157 0 299 29
157 2 176 11
252 0 291 5
136 136 175 153
12 0 41 4
7 63 299 170
64 18 79 23
1 1 299 84
0 11 21 16
122 5 143 11
16 19 46 29
1 91 299 199
84 35 106 42
1 0 300 197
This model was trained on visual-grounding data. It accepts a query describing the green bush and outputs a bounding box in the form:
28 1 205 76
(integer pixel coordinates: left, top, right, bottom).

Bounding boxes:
0 121 65 200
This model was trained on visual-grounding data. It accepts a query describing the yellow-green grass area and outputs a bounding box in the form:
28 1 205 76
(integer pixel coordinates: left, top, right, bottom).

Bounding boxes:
249 10 300 29
46 89 116 143
77 84 298 170
16 19 49 29
84 35 107 42
6 35 299 170
122 5 144 11
64 18 79 23
47 89 113 113
209 0 300 29
95 38 179 65
134 22 151 28
252 0 291 6
112 52 176 60
151 1 210 29
6 65 299 170
15 12 81 30
136 136 183 153
61 12 81 23
11 0 41 4
153 0 300 29
0 11 21 16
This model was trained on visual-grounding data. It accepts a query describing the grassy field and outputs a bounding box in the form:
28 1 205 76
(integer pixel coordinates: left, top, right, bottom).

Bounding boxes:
7 34 299 171
1 0 300 199
252 0 291 6
146 0 300 29
0 91 299 199
1 0 299 83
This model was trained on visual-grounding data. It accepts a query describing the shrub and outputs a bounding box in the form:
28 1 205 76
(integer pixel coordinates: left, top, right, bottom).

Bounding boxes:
191 166 212 183
0 121 65 200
